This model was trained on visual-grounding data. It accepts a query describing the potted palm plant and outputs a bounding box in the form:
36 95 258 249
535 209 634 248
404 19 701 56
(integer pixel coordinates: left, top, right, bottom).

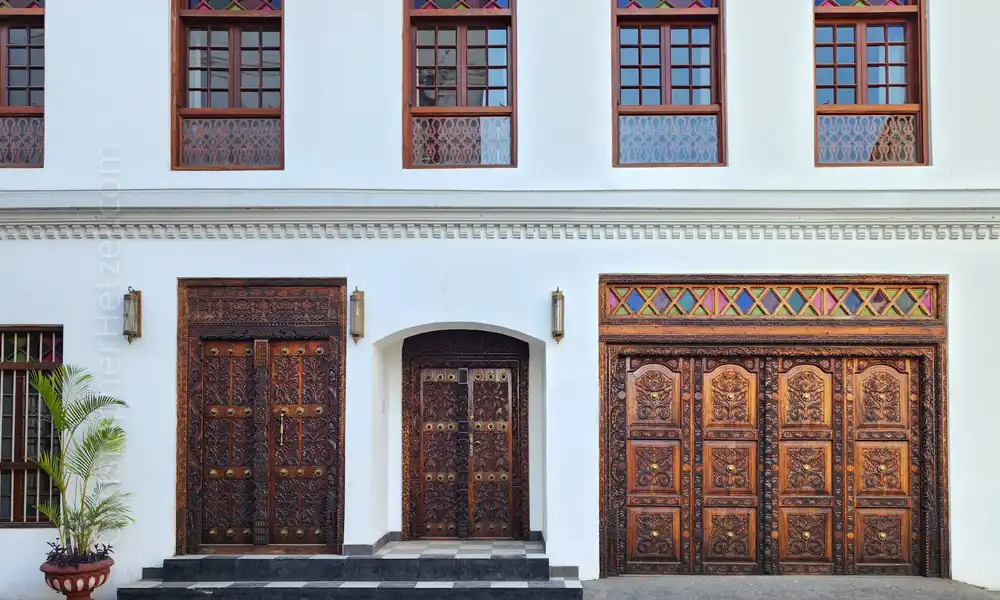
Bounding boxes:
31 365 132 600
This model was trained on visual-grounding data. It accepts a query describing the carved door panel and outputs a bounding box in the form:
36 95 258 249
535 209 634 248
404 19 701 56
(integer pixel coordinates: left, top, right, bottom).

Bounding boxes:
268 339 337 546
845 358 921 575
623 360 685 573
770 359 840 574
417 367 466 538
415 365 517 539
695 359 763 574
199 340 256 546
470 367 514 539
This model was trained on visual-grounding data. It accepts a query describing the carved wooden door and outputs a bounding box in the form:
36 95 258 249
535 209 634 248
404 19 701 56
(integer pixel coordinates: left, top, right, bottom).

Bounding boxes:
197 338 338 548
200 340 256 546
844 358 921 575
415 365 515 539
768 358 839 574
694 358 763 574
267 339 337 546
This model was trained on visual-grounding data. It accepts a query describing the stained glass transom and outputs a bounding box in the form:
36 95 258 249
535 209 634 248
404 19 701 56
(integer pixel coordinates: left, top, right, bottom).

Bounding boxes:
0 0 43 8
618 0 714 8
413 0 509 8
187 0 281 10
606 284 936 319
816 0 910 6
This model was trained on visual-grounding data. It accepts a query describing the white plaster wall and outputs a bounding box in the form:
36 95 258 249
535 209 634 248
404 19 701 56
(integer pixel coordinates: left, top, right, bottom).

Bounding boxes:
2 0 1000 193
0 234 997 598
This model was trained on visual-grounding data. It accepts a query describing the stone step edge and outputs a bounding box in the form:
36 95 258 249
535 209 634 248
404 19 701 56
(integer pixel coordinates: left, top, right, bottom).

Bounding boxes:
120 579 583 590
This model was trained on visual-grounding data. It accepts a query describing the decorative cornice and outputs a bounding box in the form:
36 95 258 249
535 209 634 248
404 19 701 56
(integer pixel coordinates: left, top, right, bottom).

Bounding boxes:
1 206 1000 241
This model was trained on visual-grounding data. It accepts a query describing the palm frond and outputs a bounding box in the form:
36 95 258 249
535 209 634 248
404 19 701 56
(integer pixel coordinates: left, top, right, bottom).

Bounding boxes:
63 419 126 481
64 395 127 434
34 450 66 494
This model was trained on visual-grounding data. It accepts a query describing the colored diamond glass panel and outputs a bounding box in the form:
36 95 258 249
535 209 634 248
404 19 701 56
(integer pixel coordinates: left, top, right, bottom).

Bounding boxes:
189 0 281 9
920 292 933 314
816 0 909 5
0 0 44 7
870 290 889 313
414 0 509 8
677 290 697 313
761 290 781 314
651 290 671 313
736 290 755 313
895 290 916 314
608 290 620 313
625 289 645 313
787 290 807 313
703 289 715 313
619 0 714 7
843 291 863 314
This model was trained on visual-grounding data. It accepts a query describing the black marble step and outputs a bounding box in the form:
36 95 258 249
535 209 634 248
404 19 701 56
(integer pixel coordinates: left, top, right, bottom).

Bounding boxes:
161 555 550 582
118 579 583 600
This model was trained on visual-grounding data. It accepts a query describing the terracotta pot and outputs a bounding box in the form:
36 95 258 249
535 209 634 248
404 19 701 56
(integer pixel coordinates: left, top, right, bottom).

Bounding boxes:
40 559 114 600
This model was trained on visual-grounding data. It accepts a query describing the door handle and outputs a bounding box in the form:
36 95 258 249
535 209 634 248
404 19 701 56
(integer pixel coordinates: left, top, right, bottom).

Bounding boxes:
278 412 285 447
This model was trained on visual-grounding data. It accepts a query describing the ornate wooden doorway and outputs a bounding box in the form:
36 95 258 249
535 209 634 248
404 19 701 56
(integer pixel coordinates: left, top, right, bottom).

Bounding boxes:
402 330 530 540
599 276 949 578
176 279 347 554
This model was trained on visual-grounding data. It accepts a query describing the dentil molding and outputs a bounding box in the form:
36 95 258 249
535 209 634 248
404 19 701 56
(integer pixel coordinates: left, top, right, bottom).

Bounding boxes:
1 206 1000 241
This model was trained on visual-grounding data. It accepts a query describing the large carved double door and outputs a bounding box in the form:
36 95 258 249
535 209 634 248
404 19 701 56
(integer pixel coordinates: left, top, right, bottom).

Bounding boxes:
613 351 928 575
403 330 530 541
178 279 346 554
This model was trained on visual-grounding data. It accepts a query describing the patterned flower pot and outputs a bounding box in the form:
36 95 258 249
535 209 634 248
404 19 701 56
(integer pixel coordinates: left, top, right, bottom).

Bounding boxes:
40 559 114 600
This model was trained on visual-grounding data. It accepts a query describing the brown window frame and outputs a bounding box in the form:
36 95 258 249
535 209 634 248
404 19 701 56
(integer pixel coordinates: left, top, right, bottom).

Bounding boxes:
402 1 518 169
0 2 44 169
814 1 928 166
611 1 726 167
170 0 284 171
0 327 62 528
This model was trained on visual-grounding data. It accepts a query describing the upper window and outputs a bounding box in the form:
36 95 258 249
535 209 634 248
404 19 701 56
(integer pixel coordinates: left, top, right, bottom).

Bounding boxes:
0 328 62 526
172 0 282 170
404 0 516 168
814 0 926 165
613 0 725 166
0 0 43 168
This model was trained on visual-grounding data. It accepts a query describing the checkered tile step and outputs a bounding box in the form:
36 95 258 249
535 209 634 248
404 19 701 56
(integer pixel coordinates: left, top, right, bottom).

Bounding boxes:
376 540 546 559
130 579 581 589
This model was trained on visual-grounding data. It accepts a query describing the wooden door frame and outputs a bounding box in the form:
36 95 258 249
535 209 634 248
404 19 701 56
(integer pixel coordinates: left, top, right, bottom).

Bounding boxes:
176 278 347 555
401 329 531 541
598 274 949 578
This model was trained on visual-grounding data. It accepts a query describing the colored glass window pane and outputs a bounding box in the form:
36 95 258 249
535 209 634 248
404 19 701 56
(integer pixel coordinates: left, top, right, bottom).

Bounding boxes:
0 0 43 7
618 0 714 8
414 0 509 8
816 0 910 6
188 0 282 10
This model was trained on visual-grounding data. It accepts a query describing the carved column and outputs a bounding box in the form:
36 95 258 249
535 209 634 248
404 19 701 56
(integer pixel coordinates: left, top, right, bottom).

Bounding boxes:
252 339 270 545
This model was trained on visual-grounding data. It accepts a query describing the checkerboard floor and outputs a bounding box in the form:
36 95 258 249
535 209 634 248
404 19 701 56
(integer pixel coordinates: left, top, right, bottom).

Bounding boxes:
375 540 546 559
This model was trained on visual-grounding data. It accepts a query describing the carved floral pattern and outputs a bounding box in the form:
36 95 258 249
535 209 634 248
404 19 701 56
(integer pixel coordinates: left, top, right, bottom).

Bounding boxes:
786 514 827 558
634 445 675 489
786 370 825 423
710 371 751 424
861 372 902 425
862 515 904 561
473 482 510 536
710 447 750 490
786 447 826 491
634 369 674 422
860 447 902 491
635 512 675 557
709 513 751 559
473 380 510 422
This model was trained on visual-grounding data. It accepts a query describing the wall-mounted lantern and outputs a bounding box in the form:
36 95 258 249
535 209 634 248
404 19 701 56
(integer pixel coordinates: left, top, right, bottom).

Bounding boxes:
551 288 565 343
123 287 142 344
349 288 365 344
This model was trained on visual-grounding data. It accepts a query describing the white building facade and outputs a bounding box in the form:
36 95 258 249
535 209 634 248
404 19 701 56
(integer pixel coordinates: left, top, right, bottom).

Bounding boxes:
1 0 999 598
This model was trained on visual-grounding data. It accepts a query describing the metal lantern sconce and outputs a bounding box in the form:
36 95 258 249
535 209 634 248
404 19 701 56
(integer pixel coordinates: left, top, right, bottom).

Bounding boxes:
349 288 365 344
551 288 565 343
123 287 142 344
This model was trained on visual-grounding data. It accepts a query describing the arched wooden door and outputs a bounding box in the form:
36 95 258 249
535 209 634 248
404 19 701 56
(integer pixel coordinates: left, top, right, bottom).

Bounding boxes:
401 330 530 540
